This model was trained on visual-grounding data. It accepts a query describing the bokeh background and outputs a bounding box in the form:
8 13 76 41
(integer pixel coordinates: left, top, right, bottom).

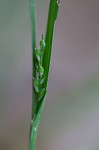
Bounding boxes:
0 0 99 150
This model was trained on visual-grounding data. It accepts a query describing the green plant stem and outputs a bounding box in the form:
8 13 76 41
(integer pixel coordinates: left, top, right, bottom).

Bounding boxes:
29 0 60 150
30 0 38 118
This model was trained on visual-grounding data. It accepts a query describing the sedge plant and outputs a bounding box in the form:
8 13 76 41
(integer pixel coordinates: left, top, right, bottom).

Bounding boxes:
29 0 60 150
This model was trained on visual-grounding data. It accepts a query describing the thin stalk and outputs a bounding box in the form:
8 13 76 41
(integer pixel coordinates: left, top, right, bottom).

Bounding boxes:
29 0 60 150
30 0 38 118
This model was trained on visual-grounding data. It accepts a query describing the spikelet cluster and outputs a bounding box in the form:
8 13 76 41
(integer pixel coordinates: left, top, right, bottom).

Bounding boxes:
33 35 46 102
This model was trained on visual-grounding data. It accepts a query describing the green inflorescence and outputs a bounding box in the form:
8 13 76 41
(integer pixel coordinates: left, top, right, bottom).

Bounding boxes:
33 35 46 103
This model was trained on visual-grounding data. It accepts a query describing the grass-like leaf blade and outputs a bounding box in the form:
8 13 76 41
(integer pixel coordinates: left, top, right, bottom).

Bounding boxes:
43 0 60 88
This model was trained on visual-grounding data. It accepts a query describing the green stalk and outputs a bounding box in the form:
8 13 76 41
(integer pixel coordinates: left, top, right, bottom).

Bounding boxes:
29 0 60 150
30 0 38 118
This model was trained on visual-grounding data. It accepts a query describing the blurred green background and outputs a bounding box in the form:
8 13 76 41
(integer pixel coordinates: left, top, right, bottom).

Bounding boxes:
0 0 99 150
